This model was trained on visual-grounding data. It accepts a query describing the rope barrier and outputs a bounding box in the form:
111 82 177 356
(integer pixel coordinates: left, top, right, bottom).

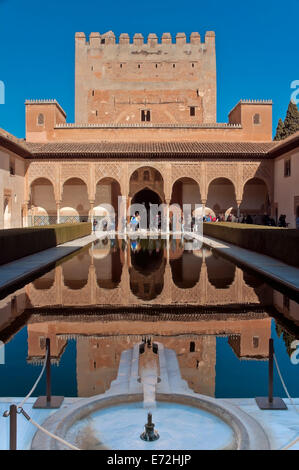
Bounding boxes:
19 408 80 450
3 341 80 450
17 348 48 410
273 353 299 451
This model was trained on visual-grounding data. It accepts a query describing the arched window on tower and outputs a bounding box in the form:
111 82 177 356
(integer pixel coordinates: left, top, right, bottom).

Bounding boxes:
141 110 151 122
253 113 261 125
37 113 44 126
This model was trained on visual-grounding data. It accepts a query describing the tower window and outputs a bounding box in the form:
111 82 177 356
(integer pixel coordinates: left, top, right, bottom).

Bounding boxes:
284 159 291 177
138 64 141 69
190 341 195 352
173 63 176 68
192 63 195 68
101 38 105 44
9 158 15 176
253 113 261 124
141 110 151 122
92 90 95 96
190 107 196 117
120 63 122 68
37 113 44 125
253 336 259 348
155 64 158 68
143 170 150 181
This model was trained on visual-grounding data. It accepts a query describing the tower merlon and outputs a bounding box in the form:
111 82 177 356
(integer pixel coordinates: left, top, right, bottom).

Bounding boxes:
176 32 186 45
204 31 215 45
133 33 144 45
89 32 101 47
190 32 201 44
119 33 130 44
147 33 158 46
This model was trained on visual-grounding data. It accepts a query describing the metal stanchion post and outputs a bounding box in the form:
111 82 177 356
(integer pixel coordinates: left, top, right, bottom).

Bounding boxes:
255 338 287 410
33 338 64 409
9 404 17 450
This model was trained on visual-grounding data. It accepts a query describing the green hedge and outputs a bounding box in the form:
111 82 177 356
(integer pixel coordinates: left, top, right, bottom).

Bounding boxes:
203 222 299 267
0 223 91 266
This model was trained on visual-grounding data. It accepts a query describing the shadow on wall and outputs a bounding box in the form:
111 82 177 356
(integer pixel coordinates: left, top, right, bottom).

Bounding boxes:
0 223 91 266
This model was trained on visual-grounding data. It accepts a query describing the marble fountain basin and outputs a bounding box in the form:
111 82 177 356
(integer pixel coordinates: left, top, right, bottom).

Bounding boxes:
31 393 270 450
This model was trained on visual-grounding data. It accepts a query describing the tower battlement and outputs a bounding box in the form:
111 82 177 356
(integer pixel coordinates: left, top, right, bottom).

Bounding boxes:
75 31 215 46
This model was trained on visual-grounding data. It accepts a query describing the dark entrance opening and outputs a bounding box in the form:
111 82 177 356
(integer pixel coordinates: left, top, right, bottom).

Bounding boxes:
131 188 162 228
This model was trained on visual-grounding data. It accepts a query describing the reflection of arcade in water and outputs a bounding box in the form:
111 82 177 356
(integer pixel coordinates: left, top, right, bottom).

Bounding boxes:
0 237 298 398
23 237 274 306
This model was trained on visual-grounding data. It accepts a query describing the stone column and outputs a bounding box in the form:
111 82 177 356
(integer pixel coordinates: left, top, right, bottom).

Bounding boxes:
89 200 95 225
236 200 242 219
56 201 61 224
201 199 207 218
166 199 170 234
23 202 30 227
118 195 127 236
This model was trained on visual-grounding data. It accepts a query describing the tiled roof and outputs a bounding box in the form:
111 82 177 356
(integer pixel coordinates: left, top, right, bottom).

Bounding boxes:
25 141 276 158
0 129 31 158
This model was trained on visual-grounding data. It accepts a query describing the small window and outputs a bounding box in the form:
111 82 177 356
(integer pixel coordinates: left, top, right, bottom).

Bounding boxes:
92 90 95 96
91 66 94 71
9 158 15 176
253 113 261 125
101 38 105 44
95 110 98 116
155 64 158 68
120 63 122 68
190 106 196 117
173 63 176 68
284 159 291 177
192 63 195 68
190 341 195 352
37 113 44 125
132 171 138 181
253 337 259 349
138 64 141 69
93 361 97 369
143 170 150 181
141 110 151 122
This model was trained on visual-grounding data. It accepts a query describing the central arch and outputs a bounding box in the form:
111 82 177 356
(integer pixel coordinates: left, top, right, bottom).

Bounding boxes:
131 188 162 228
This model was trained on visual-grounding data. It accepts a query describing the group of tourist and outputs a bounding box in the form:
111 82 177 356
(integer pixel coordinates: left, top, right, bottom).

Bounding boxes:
92 210 297 232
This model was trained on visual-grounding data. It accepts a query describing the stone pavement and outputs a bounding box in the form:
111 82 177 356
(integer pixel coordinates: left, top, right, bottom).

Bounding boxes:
196 234 299 292
0 234 97 294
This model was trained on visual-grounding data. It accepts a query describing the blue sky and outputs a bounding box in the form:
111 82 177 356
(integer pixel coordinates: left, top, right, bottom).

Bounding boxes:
0 0 298 138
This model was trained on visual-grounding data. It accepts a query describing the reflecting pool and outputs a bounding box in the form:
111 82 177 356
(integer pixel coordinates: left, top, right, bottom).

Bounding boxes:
0 236 298 399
